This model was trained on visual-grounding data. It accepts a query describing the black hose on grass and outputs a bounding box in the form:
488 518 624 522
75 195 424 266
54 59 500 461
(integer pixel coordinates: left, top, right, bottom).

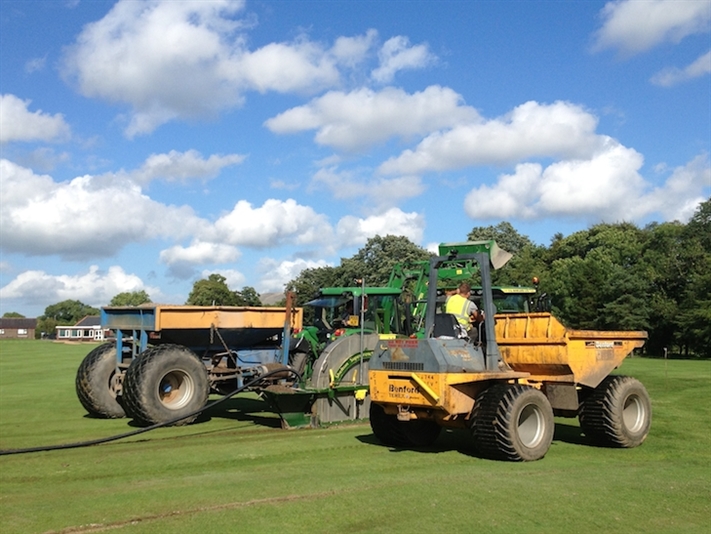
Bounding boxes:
0 367 301 456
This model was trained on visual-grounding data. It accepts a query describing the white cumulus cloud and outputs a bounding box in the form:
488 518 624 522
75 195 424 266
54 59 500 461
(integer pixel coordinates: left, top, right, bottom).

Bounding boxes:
60 0 382 136
0 157 340 270
463 146 710 223
330 29 378 68
160 240 241 265
0 94 71 144
593 0 711 56
651 49 711 86
312 166 425 209
336 208 425 247
638 152 711 221
257 257 332 293
61 0 248 137
0 265 157 308
379 100 601 175
129 149 246 184
235 40 340 94
371 35 437 83
212 198 334 248
0 159 205 259
160 240 241 280
265 85 477 152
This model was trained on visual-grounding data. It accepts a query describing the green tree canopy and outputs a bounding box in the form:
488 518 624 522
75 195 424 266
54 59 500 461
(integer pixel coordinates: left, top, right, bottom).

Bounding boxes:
675 197 711 356
684 197 710 250
283 203 711 357
42 300 100 324
545 223 651 332
676 255 711 357
2 312 25 318
341 235 432 287
637 221 687 353
467 222 534 254
548 222 645 266
234 286 262 306
185 275 262 307
186 274 238 306
37 299 100 338
284 235 430 309
110 290 152 307
285 265 343 307
466 222 546 287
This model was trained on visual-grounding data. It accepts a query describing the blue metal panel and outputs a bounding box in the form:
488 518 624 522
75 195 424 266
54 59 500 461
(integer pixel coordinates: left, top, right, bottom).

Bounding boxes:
101 307 157 330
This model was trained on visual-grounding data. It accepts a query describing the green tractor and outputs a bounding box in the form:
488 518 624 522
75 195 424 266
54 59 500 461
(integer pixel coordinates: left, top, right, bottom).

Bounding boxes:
263 241 545 428
264 284 411 428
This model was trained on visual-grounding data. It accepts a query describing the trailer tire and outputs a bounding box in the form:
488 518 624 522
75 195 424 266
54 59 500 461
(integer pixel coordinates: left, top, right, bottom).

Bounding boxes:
76 343 126 419
579 375 651 448
122 344 209 426
369 403 407 447
471 384 554 461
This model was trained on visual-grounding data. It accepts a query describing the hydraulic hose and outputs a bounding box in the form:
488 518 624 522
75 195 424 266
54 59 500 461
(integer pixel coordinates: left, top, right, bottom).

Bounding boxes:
0 367 301 457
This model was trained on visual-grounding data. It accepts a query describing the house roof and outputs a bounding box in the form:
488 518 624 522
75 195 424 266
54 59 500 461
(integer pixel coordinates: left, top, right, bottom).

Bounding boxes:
75 316 101 327
0 318 37 329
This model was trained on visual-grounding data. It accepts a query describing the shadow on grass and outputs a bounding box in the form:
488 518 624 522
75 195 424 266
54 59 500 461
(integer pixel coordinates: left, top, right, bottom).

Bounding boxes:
115 395 283 430
206 396 283 428
357 423 593 458
355 427 479 457
554 422 588 445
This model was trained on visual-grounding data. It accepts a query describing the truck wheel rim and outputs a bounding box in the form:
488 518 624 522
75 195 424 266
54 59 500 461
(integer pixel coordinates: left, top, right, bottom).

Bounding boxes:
158 370 194 410
518 404 544 448
622 395 645 433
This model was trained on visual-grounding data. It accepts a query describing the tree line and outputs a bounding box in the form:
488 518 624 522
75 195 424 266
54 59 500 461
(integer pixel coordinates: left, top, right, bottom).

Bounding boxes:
18 279 263 337
284 198 711 358
8 199 708 356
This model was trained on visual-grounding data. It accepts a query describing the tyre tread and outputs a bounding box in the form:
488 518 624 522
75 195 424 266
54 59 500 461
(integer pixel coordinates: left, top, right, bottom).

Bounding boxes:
471 384 553 461
75 343 125 419
369 403 408 447
579 375 651 448
122 344 209 426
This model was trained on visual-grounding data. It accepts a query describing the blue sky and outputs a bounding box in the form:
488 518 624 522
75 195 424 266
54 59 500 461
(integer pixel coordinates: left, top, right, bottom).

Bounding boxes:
1 0 709 318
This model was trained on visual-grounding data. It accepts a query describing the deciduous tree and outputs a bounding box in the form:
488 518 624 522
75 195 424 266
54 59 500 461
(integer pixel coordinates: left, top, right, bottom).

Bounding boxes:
466 222 546 287
110 290 152 307
37 300 100 338
186 274 238 306
342 235 431 287
286 265 342 307
235 286 262 306
467 222 534 254
42 300 100 324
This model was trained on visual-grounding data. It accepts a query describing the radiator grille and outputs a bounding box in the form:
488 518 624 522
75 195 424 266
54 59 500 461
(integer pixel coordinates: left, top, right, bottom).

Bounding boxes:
382 361 424 371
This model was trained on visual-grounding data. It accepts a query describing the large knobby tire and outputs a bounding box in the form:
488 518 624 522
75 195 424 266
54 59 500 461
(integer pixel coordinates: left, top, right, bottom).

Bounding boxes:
578 375 651 448
369 403 408 447
122 344 209 426
75 343 126 418
471 384 554 461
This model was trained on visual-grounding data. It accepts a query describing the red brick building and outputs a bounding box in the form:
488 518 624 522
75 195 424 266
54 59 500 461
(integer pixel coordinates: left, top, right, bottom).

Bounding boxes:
0 318 37 339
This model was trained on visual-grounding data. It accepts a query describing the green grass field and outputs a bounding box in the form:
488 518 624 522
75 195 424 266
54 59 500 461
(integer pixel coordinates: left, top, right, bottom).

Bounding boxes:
1 340 709 534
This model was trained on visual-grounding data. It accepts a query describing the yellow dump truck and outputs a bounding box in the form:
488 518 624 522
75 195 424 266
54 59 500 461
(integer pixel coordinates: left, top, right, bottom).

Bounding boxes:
368 241 651 461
